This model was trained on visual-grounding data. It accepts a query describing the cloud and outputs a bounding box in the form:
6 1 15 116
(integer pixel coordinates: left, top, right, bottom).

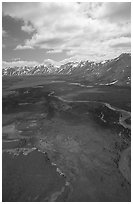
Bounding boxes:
21 22 35 34
2 29 8 48
111 42 131 48
46 49 62 54
2 44 6 48
108 37 131 48
93 2 131 22
43 59 61 66
65 35 131 61
11 58 21 61
15 44 34 50
2 60 39 68
2 29 7 37
3 2 131 61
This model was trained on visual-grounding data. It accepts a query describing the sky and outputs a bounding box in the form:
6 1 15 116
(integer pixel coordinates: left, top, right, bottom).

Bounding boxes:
2 2 131 68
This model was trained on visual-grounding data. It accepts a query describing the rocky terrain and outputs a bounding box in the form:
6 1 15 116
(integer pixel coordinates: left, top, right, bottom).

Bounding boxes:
2 76 131 202
2 53 131 86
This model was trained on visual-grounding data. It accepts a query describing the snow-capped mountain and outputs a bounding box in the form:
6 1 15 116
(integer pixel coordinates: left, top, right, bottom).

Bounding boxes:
2 53 131 86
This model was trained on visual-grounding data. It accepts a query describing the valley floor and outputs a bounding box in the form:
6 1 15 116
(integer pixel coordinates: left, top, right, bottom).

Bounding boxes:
2 76 131 202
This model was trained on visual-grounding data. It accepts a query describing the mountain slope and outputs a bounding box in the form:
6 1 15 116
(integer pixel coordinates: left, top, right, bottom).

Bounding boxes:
2 53 131 86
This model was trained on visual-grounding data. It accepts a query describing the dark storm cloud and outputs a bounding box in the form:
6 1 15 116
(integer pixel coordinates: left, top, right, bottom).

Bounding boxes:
2 15 30 40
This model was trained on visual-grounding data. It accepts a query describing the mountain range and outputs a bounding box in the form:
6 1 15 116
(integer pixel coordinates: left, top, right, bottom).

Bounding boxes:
2 53 131 86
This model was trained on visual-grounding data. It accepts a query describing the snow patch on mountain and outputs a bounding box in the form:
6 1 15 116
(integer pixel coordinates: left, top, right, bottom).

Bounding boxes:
2 53 131 86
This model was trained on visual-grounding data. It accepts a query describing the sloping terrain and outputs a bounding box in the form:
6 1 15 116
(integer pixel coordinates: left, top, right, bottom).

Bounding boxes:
2 77 131 202
2 53 131 86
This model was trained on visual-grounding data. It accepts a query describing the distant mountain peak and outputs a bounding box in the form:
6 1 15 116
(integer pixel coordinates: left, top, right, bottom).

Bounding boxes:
2 53 131 86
